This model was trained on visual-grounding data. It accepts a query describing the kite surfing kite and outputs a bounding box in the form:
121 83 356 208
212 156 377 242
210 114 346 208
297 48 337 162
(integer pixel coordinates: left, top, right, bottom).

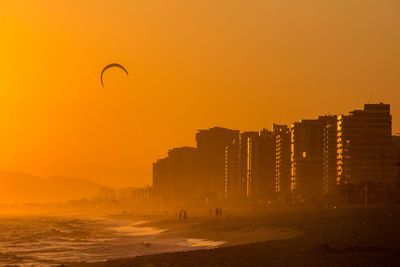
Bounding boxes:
100 63 129 87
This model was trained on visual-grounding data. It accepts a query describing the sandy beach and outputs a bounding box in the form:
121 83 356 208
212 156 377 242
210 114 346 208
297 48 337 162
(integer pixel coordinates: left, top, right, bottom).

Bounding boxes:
65 206 400 266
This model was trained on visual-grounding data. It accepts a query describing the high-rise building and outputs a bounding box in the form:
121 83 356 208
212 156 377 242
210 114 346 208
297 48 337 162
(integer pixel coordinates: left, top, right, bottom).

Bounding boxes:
167 147 199 199
259 129 276 198
153 157 171 201
273 124 291 195
247 129 275 200
240 131 259 199
152 147 198 203
291 116 336 197
224 140 240 200
393 135 400 187
196 127 240 202
323 118 338 194
337 103 398 186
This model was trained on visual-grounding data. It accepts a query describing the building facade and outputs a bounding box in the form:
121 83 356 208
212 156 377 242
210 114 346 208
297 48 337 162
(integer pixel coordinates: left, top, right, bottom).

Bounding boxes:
337 103 398 186
225 140 240 200
291 116 336 197
152 147 198 203
196 127 240 202
152 157 171 201
273 124 291 195
240 131 260 199
247 129 275 200
322 118 338 194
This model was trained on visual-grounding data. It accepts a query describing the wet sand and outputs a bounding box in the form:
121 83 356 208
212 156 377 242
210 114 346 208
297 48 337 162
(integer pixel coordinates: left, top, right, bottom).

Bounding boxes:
66 206 400 266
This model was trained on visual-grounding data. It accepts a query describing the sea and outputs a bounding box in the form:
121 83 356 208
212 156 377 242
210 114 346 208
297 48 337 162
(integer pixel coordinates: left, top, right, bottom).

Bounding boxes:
0 216 225 266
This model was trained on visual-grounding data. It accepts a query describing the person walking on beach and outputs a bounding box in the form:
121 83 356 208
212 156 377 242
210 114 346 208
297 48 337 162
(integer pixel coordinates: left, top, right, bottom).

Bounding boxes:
183 210 187 220
215 208 219 217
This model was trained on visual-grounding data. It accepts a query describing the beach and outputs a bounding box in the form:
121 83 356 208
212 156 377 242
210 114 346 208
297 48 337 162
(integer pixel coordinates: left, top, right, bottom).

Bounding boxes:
0 214 228 266
66 206 400 266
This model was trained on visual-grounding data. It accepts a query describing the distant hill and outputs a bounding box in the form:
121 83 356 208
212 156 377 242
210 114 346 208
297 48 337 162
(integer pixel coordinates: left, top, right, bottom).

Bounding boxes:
0 170 103 204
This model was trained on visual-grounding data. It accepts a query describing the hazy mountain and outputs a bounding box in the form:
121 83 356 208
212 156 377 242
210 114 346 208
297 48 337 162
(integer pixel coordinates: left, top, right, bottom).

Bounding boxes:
0 170 103 204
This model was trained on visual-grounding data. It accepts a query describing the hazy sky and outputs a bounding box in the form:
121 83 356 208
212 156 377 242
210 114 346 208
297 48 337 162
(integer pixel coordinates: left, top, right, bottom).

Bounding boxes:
1 0 399 187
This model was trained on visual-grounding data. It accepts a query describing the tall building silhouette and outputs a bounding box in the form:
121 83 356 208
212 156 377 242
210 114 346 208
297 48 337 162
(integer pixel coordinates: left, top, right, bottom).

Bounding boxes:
168 147 199 199
224 139 240 200
323 117 338 194
153 103 400 206
393 135 400 187
247 129 275 200
273 124 291 195
291 116 336 197
196 127 240 202
153 157 171 201
240 131 259 199
152 147 198 203
337 103 398 186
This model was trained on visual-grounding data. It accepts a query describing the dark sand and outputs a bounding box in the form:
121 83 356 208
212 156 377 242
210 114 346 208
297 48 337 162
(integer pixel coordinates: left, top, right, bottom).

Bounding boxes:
67 206 400 266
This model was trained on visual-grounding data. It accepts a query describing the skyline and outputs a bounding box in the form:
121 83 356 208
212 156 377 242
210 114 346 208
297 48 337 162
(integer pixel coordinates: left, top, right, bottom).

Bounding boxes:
1 0 400 188
153 103 400 207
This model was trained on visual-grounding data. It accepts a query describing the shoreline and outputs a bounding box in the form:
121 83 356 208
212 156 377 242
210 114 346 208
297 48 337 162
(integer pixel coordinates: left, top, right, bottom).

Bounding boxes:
105 208 304 246
66 206 400 266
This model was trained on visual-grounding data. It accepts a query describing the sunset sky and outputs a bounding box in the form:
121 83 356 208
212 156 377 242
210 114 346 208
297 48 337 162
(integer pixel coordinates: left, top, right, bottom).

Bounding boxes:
1 0 399 188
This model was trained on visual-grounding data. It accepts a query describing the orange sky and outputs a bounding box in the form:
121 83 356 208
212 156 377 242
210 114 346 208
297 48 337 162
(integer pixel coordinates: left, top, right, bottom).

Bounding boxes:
0 0 399 188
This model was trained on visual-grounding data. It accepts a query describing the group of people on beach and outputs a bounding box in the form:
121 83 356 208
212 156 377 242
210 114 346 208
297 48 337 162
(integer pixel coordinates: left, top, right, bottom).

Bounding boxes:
215 207 223 217
179 209 187 221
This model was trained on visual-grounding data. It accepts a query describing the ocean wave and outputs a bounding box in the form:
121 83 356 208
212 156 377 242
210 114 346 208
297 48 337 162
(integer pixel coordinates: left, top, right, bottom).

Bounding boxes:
0 216 224 266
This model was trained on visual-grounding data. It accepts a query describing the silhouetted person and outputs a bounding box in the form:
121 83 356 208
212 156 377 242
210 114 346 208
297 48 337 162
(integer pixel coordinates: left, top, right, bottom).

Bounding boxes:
179 210 182 221
183 210 187 220
219 208 223 217
215 208 219 217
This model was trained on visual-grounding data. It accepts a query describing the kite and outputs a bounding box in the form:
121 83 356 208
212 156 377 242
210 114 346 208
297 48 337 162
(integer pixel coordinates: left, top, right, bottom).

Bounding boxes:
100 63 129 87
